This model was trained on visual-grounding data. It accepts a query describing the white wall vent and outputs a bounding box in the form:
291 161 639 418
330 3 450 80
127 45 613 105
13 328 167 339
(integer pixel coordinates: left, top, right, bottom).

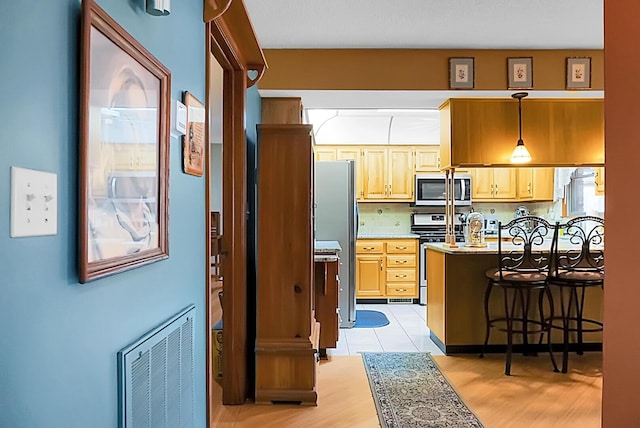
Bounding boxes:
118 305 195 428
387 298 413 304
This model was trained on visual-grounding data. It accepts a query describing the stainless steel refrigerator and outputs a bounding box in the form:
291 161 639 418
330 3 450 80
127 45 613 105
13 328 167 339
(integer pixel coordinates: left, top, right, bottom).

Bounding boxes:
315 160 358 328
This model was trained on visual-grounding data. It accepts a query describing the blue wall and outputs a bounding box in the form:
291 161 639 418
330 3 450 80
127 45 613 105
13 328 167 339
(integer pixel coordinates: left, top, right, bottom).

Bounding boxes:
0 1 211 426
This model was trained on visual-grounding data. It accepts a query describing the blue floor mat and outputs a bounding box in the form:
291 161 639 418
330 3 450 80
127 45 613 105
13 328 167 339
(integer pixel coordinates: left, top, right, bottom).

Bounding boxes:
353 310 390 328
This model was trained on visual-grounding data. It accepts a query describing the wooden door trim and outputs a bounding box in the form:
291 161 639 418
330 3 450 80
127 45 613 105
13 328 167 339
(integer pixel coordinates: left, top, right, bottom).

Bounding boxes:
205 1 266 416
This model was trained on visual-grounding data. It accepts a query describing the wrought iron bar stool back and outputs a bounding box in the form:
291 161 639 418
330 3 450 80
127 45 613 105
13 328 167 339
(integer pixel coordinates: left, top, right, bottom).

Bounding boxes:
548 215 604 373
480 216 558 375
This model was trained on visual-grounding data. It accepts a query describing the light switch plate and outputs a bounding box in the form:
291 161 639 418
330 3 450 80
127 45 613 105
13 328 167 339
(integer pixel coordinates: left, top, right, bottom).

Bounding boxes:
11 166 58 237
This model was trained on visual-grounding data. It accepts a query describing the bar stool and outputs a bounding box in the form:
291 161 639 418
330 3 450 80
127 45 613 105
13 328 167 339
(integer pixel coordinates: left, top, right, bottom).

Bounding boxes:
480 216 558 375
547 216 604 373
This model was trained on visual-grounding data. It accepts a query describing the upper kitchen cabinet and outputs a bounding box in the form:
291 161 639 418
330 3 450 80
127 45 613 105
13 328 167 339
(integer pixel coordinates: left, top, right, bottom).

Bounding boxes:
470 168 517 201
261 97 303 124
336 147 364 200
362 147 414 201
414 146 441 171
439 99 604 168
517 168 555 201
314 145 365 200
314 146 337 161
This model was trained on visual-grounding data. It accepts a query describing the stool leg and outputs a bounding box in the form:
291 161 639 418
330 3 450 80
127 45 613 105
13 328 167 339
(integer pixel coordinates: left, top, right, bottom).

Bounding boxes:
480 280 494 358
505 287 518 375
563 286 577 373
576 286 586 356
520 288 530 354
543 286 559 372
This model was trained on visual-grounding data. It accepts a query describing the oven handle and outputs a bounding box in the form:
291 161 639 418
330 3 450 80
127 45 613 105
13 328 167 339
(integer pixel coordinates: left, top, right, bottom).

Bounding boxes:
419 242 427 288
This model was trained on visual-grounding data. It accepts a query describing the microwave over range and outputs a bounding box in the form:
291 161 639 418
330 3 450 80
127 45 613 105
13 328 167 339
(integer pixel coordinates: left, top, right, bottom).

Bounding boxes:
414 173 472 206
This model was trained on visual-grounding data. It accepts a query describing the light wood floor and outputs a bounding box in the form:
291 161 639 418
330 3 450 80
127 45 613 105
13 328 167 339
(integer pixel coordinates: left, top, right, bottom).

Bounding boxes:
211 352 602 427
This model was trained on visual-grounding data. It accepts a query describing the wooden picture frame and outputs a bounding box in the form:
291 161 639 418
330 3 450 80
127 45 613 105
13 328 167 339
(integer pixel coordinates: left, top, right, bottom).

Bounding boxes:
449 57 474 89
566 57 592 89
508 57 533 89
183 92 206 176
79 0 171 283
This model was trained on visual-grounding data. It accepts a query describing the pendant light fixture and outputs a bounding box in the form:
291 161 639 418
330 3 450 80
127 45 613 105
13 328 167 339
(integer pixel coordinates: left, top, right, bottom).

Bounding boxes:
510 92 532 164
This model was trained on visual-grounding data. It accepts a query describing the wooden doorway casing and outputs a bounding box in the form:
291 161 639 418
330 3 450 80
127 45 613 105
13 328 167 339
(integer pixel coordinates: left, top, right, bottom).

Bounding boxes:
204 0 266 419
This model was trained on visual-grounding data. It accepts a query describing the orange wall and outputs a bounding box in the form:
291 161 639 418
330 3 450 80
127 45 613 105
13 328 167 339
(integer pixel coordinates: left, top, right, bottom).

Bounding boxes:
603 1 640 426
259 49 603 91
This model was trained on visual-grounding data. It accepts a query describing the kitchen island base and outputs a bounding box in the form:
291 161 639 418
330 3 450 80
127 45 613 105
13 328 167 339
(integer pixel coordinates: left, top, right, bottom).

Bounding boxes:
426 246 603 355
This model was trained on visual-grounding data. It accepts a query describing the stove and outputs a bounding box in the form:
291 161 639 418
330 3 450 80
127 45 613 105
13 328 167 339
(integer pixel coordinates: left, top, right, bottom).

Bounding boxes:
411 213 465 243
412 212 466 305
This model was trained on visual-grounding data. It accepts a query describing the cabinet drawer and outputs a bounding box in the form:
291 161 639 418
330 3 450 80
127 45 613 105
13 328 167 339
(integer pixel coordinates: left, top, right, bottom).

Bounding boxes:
385 240 417 254
386 269 416 282
386 284 417 296
386 255 416 267
356 241 384 253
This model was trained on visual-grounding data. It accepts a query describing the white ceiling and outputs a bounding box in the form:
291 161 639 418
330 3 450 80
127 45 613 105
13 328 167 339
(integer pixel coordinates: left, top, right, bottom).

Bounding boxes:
244 0 604 108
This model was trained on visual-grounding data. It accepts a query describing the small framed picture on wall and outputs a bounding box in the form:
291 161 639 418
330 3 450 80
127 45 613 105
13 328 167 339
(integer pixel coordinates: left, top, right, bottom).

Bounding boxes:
449 57 474 89
507 57 533 89
566 57 591 89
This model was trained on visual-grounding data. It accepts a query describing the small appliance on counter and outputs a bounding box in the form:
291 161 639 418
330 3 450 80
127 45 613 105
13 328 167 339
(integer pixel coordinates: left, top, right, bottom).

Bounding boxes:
465 212 487 248
484 216 499 236
515 205 530 218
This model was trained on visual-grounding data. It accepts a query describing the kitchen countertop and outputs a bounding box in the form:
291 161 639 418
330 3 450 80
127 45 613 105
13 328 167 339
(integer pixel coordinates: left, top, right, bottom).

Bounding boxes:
426 239 603 255
357 233 419 239
314 240 340 262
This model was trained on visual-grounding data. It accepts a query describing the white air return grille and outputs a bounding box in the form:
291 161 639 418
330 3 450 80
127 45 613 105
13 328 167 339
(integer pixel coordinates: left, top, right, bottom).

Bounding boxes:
118 305 195 428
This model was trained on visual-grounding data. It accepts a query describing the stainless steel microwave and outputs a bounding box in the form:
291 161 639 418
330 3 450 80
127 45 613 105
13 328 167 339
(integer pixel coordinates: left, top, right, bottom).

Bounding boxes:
414 173 472 206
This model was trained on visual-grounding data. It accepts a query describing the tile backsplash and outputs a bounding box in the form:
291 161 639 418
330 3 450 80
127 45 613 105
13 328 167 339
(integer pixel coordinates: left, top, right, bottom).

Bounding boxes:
357 200 565 235
358 203 415 235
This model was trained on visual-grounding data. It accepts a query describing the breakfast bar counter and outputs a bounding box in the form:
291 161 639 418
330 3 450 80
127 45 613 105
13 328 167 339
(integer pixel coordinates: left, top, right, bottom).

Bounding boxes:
425 242 604 354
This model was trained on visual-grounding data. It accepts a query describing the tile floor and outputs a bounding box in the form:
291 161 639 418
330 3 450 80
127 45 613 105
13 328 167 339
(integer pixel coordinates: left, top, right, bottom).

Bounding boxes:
328 303 445 356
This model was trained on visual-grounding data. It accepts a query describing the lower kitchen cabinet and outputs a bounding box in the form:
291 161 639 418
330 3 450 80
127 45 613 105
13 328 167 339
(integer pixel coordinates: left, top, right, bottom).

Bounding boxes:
356 238 418 299
355 254 385 297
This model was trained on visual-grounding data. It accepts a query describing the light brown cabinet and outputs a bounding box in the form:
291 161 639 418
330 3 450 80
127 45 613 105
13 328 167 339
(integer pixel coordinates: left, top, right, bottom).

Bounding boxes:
336 147 364 200
414 146 441 171
314 147 337 161
517 168 555 201
256 124 318 405
439 98 604 168
470 168 517 200
362 147 414 201
356 239 418 299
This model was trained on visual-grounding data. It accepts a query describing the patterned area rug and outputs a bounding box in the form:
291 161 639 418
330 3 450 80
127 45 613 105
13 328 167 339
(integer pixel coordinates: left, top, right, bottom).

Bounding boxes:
362 352 484 428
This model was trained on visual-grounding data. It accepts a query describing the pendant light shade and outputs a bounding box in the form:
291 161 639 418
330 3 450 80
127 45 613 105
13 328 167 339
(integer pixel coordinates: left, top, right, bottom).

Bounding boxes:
510 92 532 164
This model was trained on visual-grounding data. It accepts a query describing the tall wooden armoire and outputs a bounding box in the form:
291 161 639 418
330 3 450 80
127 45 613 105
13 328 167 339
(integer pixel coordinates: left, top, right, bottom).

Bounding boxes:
255 124 319 405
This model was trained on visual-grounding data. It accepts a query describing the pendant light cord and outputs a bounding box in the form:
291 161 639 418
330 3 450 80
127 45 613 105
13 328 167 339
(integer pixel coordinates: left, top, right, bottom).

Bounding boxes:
518 97 523 141
512 92 528 144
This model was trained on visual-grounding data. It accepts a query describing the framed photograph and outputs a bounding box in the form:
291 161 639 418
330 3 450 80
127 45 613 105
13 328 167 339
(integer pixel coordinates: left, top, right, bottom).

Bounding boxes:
79 0 171 282
507 57 533 89
183 92 206 176
449 57 474 89
566 57 591 89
